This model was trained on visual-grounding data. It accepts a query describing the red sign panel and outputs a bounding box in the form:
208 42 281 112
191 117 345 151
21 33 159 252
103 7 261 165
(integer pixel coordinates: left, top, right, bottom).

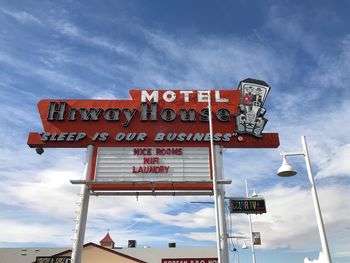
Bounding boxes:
27 90 279 149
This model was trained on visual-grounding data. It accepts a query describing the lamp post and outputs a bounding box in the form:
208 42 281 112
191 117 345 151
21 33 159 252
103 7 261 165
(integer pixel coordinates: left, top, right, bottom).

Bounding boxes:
245 179 257 263
277 136 332 263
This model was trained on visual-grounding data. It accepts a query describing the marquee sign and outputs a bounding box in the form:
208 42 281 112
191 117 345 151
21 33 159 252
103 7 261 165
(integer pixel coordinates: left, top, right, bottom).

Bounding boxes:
90 147 212 190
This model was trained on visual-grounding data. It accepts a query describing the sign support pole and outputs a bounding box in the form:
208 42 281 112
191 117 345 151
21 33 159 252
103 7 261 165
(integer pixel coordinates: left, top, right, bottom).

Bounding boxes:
71 145 94 263
215 145 229 263
208 91 229 263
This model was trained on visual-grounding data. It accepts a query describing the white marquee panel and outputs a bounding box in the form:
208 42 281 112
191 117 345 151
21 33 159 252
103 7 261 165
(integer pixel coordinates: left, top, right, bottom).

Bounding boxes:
94 147 210 182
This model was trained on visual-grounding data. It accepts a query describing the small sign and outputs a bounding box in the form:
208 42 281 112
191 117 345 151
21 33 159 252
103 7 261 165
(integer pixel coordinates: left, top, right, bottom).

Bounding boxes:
35 257 71 263
229 197 266 214
252 232 261 245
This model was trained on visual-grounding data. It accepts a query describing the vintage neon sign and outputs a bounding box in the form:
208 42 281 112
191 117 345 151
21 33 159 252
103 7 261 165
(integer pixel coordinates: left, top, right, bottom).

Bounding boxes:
27 79 279 149
27 79 279 190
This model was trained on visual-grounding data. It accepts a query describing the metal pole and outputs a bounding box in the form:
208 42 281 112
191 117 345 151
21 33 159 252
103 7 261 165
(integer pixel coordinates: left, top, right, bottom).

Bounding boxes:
245 179 256 263
208 91 228 263
71 145 94 263
301 136 332 263
236 239 240 263
215 145 230 263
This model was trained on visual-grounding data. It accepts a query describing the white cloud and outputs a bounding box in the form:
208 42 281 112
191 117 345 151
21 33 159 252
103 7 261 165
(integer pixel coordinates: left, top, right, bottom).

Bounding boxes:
51 20 137 59
317 144 350 178
0 169 81 219
142 207 215 229
0 220 70 245
132 28 291 89
178 231 216 242
310 35 350 89
1 8 41 24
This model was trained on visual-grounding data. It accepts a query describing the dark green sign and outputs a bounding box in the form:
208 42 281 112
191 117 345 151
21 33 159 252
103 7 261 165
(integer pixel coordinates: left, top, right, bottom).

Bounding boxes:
229 197 266 214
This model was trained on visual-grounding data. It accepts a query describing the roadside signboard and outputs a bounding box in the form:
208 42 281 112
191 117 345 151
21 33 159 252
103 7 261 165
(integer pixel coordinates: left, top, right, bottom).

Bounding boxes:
35 256 71 263
28 88 279 149
229 197 267 214
252 232 261 245
27 79 280 191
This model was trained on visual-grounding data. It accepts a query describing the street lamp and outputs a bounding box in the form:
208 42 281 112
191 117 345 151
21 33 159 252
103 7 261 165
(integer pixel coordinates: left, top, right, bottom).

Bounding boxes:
245 179 257 263
277 136 332 263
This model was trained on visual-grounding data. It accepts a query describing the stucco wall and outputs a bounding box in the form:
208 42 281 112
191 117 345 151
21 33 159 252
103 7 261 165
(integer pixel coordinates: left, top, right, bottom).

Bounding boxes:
61 245 141 263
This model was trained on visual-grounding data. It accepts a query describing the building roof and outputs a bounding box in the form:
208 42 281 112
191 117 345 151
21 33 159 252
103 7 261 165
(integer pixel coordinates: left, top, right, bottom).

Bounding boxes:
52 242 146 263
100 232 114 244
0 247 68 263
119 246 217 263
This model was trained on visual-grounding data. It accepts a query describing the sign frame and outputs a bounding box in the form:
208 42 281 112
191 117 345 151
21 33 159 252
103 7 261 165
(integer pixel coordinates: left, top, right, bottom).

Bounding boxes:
89 146 214 191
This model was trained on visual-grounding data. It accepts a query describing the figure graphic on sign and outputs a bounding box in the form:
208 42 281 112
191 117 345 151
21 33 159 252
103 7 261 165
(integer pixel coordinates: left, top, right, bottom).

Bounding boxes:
237 114 246 133
253 87 263 107
244 86 254 105
253 118 266 137
235 78 271 138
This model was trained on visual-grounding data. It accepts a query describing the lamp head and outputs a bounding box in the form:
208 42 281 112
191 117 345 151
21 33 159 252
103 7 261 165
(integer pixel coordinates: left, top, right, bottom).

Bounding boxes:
35 147 44 155
251 189 258 197
277 156 297 177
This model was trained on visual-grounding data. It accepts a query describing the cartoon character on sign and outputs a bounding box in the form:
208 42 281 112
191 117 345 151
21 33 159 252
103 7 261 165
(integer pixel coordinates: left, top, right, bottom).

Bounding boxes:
236 78 270 138
243 86 254 105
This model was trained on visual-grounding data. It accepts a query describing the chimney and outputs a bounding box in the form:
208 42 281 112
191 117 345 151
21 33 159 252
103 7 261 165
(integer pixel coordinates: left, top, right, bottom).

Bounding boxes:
128 240 136 248
100 232 115 249
168 243 176 248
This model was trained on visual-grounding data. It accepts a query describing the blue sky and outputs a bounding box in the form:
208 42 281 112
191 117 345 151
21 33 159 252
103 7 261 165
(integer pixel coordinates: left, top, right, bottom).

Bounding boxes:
1 1 350 263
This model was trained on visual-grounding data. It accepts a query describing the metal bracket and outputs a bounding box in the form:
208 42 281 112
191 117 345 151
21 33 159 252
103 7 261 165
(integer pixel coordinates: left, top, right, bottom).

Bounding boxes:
90 191 214 196
70 179 232 185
